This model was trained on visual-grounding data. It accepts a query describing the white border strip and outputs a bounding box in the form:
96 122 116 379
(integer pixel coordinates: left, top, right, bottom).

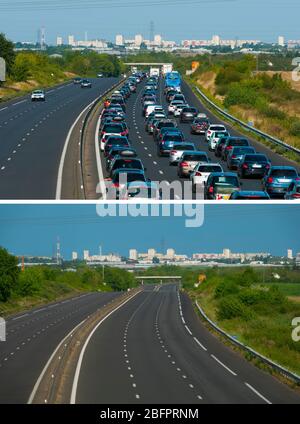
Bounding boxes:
27 318 87 404
55 101 96 200
95 115 106 200
70 290 141 404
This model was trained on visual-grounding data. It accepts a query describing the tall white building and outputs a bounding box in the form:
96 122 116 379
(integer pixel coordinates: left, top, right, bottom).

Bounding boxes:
154 34 162 46
72 251 78 261
212 35 220 46
68 35 75 46
83 250 90 261
278 36 285 46
134 34 143 47
287 249 293 260
56 36 63 46
166 249 175 259
148 248 156 260
115 34 124 46
129 249 138 261
223 248 231 259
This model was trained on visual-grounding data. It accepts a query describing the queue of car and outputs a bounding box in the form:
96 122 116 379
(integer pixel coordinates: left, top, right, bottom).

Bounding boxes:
140 75 300 200
98 72 161 199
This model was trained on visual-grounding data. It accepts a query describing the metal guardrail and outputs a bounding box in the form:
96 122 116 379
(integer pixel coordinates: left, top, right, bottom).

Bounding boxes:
193 85 300 156
195 300 300 384
80 77 127 198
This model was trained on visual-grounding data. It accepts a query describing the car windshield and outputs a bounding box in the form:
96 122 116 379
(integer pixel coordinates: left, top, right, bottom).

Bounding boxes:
113 160 142 170
198 165 222 173
159 122 175 129
195 119 209 124
232 147 255 155
184 154 207 161
106 139 128 148
245 155 268 162
183 108 196 113
215 132 228 138
104 125 123 132
115 173 146 183
164 135 183 142
211 126 225 131
228 139 249 146
271 169 298 178
214 176 238 187
174 145 194 151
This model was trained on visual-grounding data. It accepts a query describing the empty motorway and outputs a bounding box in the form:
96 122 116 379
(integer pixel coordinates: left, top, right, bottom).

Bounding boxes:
74 285 300 404
0 291 121 404
0 77 118 199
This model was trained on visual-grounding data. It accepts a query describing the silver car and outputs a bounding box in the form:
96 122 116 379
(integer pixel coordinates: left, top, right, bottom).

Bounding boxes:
169 143 196 165
178 151 210 178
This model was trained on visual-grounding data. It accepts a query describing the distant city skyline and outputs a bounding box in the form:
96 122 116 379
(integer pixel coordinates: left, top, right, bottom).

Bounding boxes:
0 205 299 259
1 0 300 44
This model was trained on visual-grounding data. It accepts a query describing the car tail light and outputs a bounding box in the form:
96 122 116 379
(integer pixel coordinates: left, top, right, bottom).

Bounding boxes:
265 164 270 169
170 150 177 155
208 186 214 194
295 177 300 181
226 146 232 150
293 193 300 198
267 177 273 183
112 183 120 188
242 164 248 169
232 155 237 159
180 162 189 167
195 171 202 176
121 131 126 136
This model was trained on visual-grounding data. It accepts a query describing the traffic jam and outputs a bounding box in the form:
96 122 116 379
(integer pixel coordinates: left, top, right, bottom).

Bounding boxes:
98 70 300 200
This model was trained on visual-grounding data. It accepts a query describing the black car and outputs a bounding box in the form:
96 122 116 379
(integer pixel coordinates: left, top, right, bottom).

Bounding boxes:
180 107 198 123
105 147 137 170
81 79 92 88
237 154 271 178
103 136 130 157
221 137 250 160
109 157 145 177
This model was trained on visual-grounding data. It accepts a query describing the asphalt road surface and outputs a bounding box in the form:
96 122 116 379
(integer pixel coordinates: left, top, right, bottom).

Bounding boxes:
75 284 300 404
0 77 118 200
0 291 121 404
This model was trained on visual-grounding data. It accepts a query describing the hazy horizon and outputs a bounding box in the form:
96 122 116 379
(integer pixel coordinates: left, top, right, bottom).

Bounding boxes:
0 0 299 44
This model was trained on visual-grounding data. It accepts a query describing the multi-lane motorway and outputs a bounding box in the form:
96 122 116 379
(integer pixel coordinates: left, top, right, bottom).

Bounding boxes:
1 284 299 404
98 77 300 199
0 77 118 199
74 284 300 404
0 291 121 404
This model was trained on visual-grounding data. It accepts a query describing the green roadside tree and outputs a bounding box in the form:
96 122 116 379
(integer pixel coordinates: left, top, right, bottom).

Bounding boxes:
0 33 16 75
0 247 19 301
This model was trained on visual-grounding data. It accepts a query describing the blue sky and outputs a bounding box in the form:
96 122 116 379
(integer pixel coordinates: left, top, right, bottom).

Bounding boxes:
0 204 299 259
0 0 299 44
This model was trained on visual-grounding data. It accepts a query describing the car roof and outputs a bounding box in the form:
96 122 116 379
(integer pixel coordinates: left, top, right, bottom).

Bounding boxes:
114 168 145 175
197 162 222 167
209 172 238 177
269 165 297 170
183 151 208 155
237 191 269 195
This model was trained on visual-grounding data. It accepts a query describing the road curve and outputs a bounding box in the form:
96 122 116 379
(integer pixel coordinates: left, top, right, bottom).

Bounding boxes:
0 291 121 404
75 284 300 404
0 77 118 200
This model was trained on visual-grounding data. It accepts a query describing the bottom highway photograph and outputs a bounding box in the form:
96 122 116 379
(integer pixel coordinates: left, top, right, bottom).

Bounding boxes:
0 204 300 407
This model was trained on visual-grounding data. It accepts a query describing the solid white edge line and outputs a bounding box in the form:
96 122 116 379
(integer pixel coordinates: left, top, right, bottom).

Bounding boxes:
193 337 207 351
185 325 193 336
27 318 87 404
55 100 95 199
245 382 272 404
211 354 237 377
95 114 106 200
70 291 141 404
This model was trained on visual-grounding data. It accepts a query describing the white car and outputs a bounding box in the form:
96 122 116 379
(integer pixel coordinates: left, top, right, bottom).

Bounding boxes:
168 100 184 115
208 130 230 151
190 162 224 191
197 113 208 119
169 143 196 165
145 105 164 118
174 103 189 117
205 124 227 141
31 90 45 102
100 133 120 151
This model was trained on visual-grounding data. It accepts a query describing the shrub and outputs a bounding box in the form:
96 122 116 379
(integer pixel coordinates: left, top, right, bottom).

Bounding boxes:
17 267 44 296
217 295 250 320
214 280 239 298
0 247 19 301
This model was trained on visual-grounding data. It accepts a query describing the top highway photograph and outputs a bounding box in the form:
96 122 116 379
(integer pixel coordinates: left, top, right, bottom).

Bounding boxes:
1 0 300 201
